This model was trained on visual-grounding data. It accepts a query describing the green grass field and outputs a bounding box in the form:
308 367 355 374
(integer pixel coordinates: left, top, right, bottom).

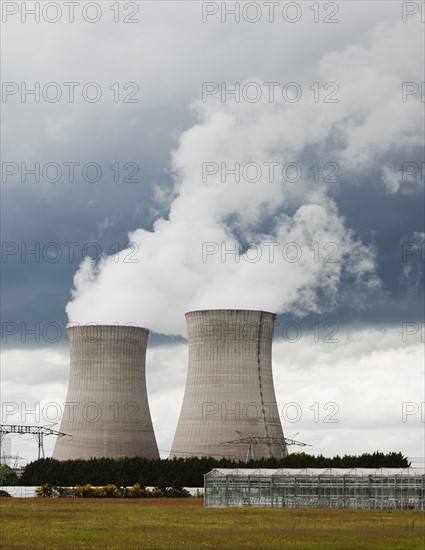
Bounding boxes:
0 498 424 549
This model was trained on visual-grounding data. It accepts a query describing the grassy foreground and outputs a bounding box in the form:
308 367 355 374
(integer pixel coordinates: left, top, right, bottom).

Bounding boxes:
0 498 424 550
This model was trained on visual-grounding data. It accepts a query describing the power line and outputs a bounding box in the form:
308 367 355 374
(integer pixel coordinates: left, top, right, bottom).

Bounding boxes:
223 431 311 463
0 425 68 460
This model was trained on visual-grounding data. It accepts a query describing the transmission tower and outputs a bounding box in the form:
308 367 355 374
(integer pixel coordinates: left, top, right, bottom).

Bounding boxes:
0 425 68 460
1 453 24 469
223 431 311 463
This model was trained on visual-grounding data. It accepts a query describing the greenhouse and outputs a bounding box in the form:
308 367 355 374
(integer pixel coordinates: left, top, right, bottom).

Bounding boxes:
204 468 425 510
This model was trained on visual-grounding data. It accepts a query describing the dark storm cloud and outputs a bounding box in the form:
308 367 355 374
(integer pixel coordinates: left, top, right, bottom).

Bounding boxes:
1 180 156 344
1 1 423 343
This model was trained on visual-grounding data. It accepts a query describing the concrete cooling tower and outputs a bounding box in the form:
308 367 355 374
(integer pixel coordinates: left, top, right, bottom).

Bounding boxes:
53 325 159 460
170 309 286 460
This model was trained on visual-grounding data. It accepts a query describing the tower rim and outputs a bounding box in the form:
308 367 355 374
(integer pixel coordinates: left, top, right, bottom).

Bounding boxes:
66 323 149 332
185 308 276 317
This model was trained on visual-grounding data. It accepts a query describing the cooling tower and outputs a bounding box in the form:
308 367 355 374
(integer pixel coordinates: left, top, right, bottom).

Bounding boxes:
170 309 286 460
53 325 159 460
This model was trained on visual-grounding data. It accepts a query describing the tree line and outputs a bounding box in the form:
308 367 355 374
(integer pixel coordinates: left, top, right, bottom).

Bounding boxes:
12 451 410 487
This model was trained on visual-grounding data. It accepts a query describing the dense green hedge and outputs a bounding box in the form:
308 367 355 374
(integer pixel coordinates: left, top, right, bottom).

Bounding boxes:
17 452 410 487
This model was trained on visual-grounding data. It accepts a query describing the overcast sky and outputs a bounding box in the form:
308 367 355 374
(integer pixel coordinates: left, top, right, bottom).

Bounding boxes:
1 1 424 465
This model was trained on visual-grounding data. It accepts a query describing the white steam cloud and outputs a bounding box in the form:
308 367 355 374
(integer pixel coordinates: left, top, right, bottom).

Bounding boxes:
66 19 422 336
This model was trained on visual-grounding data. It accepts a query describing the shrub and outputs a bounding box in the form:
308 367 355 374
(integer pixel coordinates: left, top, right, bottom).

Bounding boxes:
73 484 94 498
35 483 211 499
0 464 19 486
0 490 12 497
57 487 73 497
36 483 58 498
91 487 107 498
125 483 150 498
103 484 123 498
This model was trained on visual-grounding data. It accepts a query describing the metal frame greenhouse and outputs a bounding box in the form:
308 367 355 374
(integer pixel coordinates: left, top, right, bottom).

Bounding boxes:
204 468 425 510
